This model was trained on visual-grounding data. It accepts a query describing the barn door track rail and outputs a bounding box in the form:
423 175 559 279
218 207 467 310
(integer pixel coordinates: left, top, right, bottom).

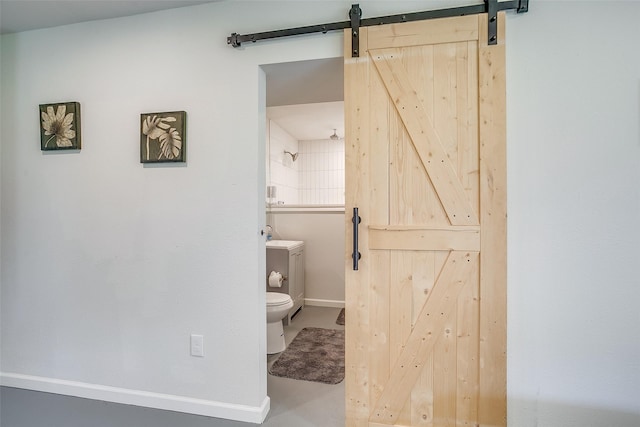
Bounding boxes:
227 0 528 55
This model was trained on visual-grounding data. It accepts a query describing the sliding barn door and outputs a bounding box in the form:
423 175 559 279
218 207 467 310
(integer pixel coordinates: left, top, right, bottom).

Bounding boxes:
344 13 507 427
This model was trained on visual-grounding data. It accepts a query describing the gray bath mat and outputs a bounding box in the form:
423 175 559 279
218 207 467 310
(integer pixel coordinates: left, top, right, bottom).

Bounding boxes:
269 327 345 384
336 308 345 325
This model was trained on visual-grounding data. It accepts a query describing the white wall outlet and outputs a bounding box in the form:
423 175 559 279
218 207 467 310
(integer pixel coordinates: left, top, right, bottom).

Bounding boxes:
190 334 204 357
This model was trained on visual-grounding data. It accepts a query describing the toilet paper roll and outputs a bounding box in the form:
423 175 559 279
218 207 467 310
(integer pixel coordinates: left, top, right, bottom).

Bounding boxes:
268 271 283 288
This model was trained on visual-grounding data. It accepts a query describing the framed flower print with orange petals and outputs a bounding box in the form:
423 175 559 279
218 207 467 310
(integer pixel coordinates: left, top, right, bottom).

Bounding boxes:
39 102 81 151
140 111 186 163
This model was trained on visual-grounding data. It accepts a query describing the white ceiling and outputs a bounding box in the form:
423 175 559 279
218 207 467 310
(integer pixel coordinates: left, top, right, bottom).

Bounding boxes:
0 0 221 34
0 0 345 141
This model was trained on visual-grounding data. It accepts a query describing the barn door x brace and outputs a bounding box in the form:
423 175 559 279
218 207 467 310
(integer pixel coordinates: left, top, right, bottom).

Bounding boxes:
227 0 528 56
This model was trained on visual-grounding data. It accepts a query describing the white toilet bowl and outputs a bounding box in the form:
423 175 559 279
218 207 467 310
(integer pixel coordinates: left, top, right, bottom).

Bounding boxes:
266 292 293 354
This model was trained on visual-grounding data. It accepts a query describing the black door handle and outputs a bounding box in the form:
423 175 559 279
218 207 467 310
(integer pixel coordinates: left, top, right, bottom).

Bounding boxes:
352 207 361 270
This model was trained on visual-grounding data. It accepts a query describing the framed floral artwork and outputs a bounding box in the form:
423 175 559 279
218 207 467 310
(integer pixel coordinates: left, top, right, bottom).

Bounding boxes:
39 102 81 150
140 111 186 163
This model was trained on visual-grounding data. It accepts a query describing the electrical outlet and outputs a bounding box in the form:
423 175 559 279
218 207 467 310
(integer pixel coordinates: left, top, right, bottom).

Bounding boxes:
190 334 204 357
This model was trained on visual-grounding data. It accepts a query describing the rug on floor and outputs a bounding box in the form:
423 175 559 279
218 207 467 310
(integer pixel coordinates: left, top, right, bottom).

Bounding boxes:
269 327 345 384
336 308 345 325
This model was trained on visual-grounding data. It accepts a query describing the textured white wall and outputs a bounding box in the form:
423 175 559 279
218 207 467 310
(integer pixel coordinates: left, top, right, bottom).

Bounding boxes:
0 0 347 422
506 2 640 425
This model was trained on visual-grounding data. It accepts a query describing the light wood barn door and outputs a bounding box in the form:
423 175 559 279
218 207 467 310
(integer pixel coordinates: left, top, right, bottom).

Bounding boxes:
344 13 507 427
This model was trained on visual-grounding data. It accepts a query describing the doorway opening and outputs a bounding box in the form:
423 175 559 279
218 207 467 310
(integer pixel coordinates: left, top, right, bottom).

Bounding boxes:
260 57 346 424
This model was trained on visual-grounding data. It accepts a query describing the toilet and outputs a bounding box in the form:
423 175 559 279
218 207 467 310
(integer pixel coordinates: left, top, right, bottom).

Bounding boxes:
266 292 293 354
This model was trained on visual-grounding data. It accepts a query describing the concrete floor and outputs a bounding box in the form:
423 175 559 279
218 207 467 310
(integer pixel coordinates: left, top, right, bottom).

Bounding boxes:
264 305 345 426
1 306 345 427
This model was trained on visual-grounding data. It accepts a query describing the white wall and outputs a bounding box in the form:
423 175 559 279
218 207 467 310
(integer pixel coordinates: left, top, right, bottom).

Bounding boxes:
506 2 640 425
1 1 639 426
0 0 348 422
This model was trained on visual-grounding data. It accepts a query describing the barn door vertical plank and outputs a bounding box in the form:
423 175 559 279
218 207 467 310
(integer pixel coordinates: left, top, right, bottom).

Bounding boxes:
344 26 372 427
478 13 508 427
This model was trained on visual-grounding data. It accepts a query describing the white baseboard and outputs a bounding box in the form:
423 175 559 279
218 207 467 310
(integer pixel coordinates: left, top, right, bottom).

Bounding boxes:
0 372 269 424
304 298 345 308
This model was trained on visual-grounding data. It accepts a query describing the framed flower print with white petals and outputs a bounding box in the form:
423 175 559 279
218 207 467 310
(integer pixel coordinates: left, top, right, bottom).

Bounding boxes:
140 111 186 163
39 102 81 151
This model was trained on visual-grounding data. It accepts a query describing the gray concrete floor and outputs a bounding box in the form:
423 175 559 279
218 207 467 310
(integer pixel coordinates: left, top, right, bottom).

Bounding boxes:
264 305 345 426
1 306 345 427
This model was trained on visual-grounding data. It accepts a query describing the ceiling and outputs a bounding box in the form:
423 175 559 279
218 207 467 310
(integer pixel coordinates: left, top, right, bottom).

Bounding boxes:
0 0 221 34
0 0 345 141
267 101 344 142
263 58 344 141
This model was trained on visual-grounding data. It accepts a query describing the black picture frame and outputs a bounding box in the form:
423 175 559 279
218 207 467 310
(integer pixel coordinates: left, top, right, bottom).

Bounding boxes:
140 111 186 163
39 102 81 151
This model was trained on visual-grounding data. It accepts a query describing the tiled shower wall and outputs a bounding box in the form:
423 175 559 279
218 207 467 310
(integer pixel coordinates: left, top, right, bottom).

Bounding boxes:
267 121 345 206
298 139 345 205
267 120 299 204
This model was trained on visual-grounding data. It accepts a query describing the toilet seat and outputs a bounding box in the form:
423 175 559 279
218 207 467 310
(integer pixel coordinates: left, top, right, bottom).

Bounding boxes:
267 292 292 307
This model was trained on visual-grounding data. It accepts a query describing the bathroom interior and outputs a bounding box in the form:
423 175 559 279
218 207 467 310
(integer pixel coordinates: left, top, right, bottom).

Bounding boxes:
262 57 346 418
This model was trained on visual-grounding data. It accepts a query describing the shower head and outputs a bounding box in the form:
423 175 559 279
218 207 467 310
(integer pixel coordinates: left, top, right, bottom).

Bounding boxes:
330 129 339 140
284 150 298 161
